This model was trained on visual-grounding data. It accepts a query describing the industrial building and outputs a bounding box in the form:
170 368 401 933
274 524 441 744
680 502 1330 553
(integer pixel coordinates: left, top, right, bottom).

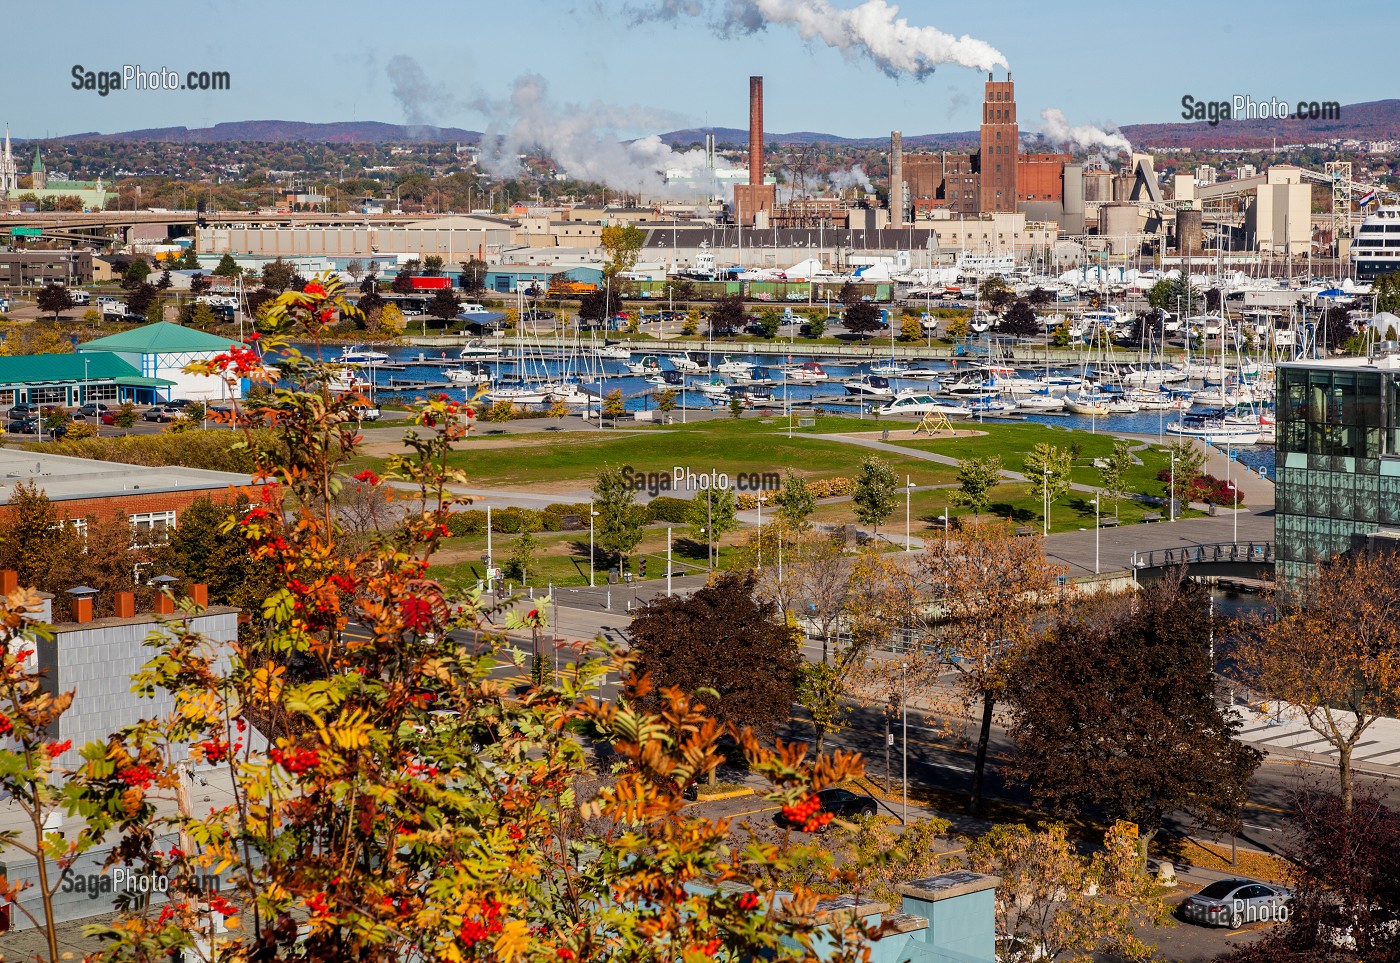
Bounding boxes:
77 320 248 401
0 249 93 285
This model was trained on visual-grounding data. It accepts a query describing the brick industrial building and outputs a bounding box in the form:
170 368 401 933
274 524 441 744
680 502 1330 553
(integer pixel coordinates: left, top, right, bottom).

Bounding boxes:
894 73 1071 219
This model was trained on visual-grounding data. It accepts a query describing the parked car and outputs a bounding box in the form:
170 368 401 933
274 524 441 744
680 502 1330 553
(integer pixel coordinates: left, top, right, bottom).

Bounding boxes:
8 403 40 420
350 404 382 422
772 787 877 830
143 405 183 423
75 402 111 418
98 410 117 426
9 417 40 434
1180 879 1293 929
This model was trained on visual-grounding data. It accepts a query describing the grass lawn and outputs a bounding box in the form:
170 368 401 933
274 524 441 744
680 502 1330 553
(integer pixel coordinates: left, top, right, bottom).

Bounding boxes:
360 416 959 493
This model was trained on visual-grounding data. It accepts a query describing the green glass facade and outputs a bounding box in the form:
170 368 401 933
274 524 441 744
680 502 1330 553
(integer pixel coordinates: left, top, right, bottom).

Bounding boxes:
1276 361 1400 583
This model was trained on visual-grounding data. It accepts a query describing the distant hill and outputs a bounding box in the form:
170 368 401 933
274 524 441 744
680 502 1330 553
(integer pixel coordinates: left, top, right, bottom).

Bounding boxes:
30 99 1400 150
48 120 482 144
1120 99 1400 148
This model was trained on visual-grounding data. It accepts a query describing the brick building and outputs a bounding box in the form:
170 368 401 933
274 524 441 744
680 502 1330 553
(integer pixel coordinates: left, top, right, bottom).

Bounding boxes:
899 74 1070 217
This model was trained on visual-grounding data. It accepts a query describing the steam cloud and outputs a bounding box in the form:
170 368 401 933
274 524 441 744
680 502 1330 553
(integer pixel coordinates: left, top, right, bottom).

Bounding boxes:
1038 107 1131 155
473 74 734 197
386 55 462 129
826 165 873 193
636 0 1007 77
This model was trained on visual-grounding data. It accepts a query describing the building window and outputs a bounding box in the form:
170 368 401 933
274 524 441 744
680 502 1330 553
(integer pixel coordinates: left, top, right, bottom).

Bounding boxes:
130 510 177 545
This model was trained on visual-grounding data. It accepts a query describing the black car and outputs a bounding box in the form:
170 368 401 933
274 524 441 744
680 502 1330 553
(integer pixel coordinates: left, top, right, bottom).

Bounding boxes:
774 787 877 830
75 402 111 418
9 417 40 434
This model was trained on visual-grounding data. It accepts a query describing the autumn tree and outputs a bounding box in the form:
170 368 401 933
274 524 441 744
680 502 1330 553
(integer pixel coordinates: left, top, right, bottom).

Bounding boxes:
628 571 801 742
1004 576 1260 862
1161 439 1206 510
1235 548 1400 812
36 283 73 321
852 456 897 535
1023 442 1073 529
602 387 626 426
261 256 296 292
952 455 1002 521
915 521 1065 815
592 464 647 569
687 485 737 568
427 286 462 324
775 468 816 530
965 821 1169 963
842 301 882 337
600 223 645 280
710 293 746 336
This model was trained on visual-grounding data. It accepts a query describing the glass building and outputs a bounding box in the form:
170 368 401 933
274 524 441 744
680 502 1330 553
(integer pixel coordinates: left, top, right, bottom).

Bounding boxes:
1276 355 1399 583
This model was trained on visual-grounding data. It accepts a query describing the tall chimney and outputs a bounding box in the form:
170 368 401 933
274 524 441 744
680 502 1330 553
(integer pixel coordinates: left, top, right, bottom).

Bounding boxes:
748 76 764 188
890 130 905 227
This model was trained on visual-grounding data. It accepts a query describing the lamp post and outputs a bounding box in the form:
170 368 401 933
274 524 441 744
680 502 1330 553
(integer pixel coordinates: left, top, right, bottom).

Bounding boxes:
940 507 949 546
706 488 713 571
1169 452 1176 522
588 504 599 587
901 661 908 825
904 476 914 552
1042 466 1050 535
1090 496 1100 574
756 493 765 571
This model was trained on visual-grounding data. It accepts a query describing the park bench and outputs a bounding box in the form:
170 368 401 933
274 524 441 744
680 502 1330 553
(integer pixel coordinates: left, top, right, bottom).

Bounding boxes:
1142 512 1163 523
1014 526 1034 537
1100 516 1120 528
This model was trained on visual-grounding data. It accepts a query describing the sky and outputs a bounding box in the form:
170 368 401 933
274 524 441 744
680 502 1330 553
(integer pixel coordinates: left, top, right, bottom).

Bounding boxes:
6 0 1391 141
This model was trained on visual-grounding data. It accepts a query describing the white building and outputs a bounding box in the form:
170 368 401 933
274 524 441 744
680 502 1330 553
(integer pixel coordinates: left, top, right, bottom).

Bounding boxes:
77 321 246 401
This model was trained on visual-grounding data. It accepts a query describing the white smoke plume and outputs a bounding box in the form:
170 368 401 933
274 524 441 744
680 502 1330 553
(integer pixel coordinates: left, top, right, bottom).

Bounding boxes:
635 0 1007 77
473 75 734 197
826 165 873 193
1038 107 1131 155
385 55 462 129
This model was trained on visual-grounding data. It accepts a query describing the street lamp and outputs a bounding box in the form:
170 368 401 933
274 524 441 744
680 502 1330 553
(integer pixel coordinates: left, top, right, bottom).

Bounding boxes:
900 661 908 825
588 504 599 587
1089 496 1100 574
1042 466 1050 536
904 476 915 552
1169 452 1176 522
756 493 765 570
940 507 949 546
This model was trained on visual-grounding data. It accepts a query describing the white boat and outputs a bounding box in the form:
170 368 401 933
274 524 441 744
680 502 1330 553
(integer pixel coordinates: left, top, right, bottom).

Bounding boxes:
1127 390 1185 411
545 384 593 406
1165 410 1261 446
326 367 373 393
483 384 561 405
716 355 756 376
693 377 731 400
1121 363 1186 387
458 338 502 360
339 345 390 365
845 375 895 398
870 359 911 376
592 342 632 361
444 362 492 386
785 362 829 383
1017 394 1065 412
626 355 662 375
1063 394 1110 417
1105 399 1141 414
668 353 706 373
900 364 945 379
965 397 1016 414
876 392 968 417
733 365 776 385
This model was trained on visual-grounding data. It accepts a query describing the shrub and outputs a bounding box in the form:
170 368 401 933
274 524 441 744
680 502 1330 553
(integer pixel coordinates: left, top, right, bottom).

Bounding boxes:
446 510 487 537
646 496 692 523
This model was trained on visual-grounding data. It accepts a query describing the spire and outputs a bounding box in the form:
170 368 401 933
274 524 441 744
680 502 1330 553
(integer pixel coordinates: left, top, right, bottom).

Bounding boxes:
3 125 9 162
31 146 43 173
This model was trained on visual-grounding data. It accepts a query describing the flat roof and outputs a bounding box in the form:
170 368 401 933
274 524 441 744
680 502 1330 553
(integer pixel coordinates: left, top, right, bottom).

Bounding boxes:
0 449 252 505
1279 353 1400 371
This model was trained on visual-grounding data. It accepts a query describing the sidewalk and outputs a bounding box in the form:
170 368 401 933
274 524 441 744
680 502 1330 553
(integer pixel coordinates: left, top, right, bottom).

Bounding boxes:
1228 700 1400 776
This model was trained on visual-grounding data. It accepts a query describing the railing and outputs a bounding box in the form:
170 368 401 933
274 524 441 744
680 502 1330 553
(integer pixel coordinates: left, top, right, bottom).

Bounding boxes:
1133 541 1274 569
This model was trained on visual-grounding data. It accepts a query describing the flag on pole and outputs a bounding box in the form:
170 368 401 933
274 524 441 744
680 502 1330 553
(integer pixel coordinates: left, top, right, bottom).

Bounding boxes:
1359 189 1378 207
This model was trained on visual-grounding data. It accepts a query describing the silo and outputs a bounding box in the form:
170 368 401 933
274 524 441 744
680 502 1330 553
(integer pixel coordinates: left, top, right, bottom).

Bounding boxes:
1176 209 1203 256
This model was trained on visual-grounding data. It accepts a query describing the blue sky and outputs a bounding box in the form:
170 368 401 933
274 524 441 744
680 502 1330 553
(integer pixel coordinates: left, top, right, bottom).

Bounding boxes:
7 0 1389 140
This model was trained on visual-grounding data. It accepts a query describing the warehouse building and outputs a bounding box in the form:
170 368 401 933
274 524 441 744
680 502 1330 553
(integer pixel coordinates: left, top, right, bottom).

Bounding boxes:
77 321 246 401
0 352 173 407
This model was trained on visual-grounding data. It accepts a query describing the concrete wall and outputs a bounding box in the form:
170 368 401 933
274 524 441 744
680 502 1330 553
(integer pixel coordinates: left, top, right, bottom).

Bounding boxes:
198 226 513 259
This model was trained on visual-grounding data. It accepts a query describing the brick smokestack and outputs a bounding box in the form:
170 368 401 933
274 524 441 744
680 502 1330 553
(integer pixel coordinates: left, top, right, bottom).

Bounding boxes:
890 130 904 227
748 76 764 187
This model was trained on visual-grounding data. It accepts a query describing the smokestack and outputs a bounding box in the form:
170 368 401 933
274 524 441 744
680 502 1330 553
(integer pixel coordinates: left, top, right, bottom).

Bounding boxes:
748 76 764 188
890 130 904 227
705 132 716 170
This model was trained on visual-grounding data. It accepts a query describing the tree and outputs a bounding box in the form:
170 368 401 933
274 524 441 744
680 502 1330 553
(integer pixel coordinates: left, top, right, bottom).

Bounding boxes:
1023 443 1073 529
546 397 570 424
345 259 364 283
178 245 200 270
951 455 1002 521
1005 576 1260 862
505 529 539 583
155 495 278 611
1160 439 1206 511
1097 439 1135 514
459 257 488 291
655 388 677 417
578 286 622 324
775 468 815 530
423 254 444 275
852 456 897 534
375 301 406 336
261 256 296 292
600 224 646 280
757 308 782 338
211 253 241 278
483 399 516 422
1051 318 1072 347
710 294 746 336
592 464 647 567
156 269 173 290
1236 549 1400 812
427 287 462 324
145 292 166 324
899 314 921 342
190 301 217 329
391 268 414 295
916 521 1065 815
126 281 158 318
602 388 626 426
1217 788 1400 962
998 300 1039 337
729 395 744 419
977 275 1013 312
36 283 73 321
805 313 826 339
2 321 73 355
842 301 882 337
965 821 1169 963
122 257 150 289
688 486 737 568
190 272 211 295
628 571 801 739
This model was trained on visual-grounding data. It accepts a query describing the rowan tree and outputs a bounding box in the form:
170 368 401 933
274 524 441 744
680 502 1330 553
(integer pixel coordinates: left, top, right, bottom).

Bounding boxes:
914 521 1065 815
1003 576 1261 862
852 457 897 535
1235 548 1400 812
628 571 801 741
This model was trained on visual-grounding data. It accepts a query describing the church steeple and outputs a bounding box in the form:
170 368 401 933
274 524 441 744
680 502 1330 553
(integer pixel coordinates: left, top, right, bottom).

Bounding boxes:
29 145 45 190
31 146 42 173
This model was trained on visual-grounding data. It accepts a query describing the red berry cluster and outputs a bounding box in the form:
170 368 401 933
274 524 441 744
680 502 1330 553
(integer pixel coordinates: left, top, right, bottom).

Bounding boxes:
697 937 722 956
781 795 832 833
269 746 320 775
735 892 760 911
201 736 241 764
0 713 13 736
45 740 72 756
458 897 504 948
118 764 156 789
